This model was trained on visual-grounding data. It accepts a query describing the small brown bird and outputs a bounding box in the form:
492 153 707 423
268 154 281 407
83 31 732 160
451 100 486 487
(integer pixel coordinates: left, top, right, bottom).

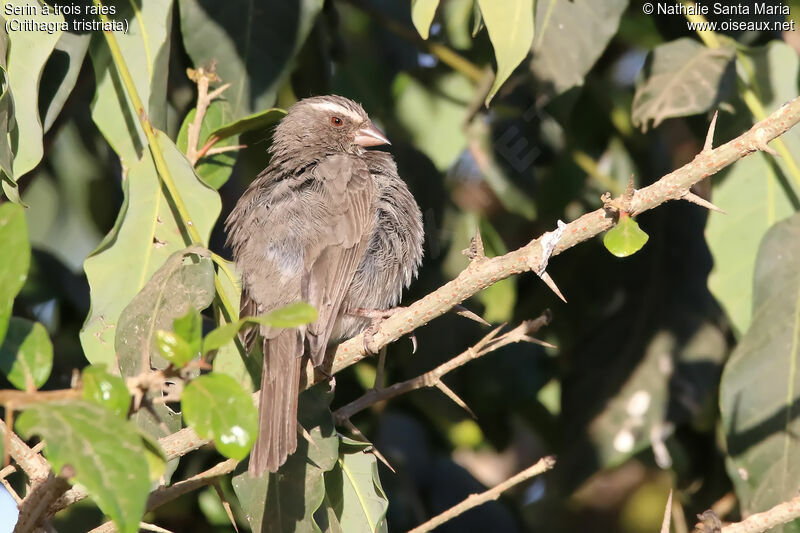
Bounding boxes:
225 95 423 475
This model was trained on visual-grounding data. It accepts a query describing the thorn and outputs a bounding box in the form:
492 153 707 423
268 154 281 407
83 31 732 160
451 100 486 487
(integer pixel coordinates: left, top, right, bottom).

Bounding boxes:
435 381 477 419
463 226 486 261
520 335 558 349
452 304 491 326
703 111 718 152
299 424 322 455
341 419 396 473
212 481 239 533
539 271 567 303
757 140 779 156
208 82 232 101
373 347 387 390
473 324 506 352
410 333 418 354
660 490 673 533
682 192 726 214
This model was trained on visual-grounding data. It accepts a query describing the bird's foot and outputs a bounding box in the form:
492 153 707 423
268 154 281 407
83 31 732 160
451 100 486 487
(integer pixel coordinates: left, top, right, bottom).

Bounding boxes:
350 307 406 354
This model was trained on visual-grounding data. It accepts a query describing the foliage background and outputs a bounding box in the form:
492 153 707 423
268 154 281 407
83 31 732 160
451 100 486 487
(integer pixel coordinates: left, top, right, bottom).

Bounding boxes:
2 0 800 531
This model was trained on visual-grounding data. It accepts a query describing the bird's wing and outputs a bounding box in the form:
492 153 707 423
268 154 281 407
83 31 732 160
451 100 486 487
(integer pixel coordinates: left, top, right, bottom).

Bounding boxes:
303 154 374 365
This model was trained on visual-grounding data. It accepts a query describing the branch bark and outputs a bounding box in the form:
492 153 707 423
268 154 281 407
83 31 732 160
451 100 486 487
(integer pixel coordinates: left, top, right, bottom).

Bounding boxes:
407 456 556 533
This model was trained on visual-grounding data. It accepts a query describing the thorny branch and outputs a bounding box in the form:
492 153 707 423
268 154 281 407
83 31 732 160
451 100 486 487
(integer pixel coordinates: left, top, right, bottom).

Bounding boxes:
407 456 557 533
333 311 552 424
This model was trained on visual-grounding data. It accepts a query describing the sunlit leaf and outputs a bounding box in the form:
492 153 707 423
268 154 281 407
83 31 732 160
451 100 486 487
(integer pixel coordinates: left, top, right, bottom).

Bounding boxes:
603 216 649 257
203 302 318 355
174 307 202 358
82 365 130 418
89 0 172 165
477 0 534 105
40 31 91 133
0 202 29 345
182 373 258 460
16 401 151 533
0 318 52 391
155 330 195 367
412 0 440 39
5 0 62 178
81 131 221 368
707 41 800 335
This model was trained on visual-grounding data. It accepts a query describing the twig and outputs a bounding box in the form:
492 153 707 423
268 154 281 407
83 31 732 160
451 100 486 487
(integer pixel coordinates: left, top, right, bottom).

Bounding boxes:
14 467 73 533
717 494 800 533
0 419 50 482
88 459 238 533
661 490 673 533
310 95 800 386
407 456 556 533
333 312 551 423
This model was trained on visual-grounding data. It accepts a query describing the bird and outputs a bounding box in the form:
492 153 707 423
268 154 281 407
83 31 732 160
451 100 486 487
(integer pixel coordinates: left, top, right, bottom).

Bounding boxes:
225 95 424 476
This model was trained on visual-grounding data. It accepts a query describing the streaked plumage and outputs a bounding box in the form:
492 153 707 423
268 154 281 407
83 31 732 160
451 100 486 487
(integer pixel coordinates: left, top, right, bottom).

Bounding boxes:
225 95 423 475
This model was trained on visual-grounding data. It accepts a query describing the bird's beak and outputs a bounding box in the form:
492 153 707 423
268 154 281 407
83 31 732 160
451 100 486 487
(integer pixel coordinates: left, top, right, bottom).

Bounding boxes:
354 123 391 147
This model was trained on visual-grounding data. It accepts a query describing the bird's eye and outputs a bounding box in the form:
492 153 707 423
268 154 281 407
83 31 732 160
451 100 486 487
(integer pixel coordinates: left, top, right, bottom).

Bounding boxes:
331 116 343 126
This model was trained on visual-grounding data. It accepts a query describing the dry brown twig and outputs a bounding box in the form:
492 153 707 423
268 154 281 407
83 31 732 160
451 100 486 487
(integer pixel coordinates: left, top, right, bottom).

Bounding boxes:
185 63 234 166
333 311 553 424
407 456 557 533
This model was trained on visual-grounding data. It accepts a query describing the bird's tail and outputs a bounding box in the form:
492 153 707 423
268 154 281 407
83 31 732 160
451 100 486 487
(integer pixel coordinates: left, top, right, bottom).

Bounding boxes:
248 328 302 476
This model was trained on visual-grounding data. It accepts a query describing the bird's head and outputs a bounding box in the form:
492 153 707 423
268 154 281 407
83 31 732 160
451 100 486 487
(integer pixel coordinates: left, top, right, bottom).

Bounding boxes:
271 95 390 159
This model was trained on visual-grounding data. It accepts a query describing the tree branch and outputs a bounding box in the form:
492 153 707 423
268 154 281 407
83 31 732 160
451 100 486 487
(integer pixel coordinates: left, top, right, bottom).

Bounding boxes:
310 95 800 385
333 312 552 423
407 456 556 533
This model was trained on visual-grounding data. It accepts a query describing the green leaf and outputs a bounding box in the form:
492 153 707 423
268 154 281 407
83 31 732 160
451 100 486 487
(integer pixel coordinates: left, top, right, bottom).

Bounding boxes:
530 0 628 97
0 202 30 345
0 22 14 188
203 302 318 355
178 0 323 120
232 384 338 532
477 0 534 105
720 213 800 532
209 107 286 142
16 401 151 533
706 41 800 335
632 38 734 131
209 259 254 390
603 216 649 257
115 247 214 377
267 301 320 328
174 307 202 357
39 31 91 133
182 373 258 460
81 131 221 368
176 100 237 189
393 71 472 171
5 1 63 178
155 330 195 367
139 430 168 483
412 0 440 39
89 0 172 166
324 439 389 533
81 365 131 418
0 318 52 391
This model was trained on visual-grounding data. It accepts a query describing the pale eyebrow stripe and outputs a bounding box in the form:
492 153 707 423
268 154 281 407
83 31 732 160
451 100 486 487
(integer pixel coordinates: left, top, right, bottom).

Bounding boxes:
308 101 362 121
